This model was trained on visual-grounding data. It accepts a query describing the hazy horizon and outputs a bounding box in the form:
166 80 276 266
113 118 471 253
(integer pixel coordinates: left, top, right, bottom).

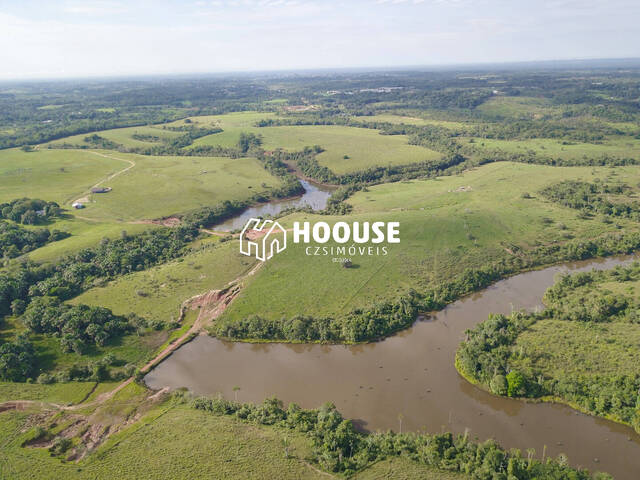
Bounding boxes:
2 0 640 80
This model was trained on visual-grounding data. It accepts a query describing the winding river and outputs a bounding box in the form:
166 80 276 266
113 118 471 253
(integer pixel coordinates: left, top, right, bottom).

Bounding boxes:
214 179 334 231
146 179 640 478
146 255 640 478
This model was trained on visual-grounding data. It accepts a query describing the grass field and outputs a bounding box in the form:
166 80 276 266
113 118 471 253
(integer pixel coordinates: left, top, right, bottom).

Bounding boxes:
512 271 640 379
353 458 466 479
61 152 284 221
48 125 183 149
0 148 125 205
0 381 99 404
266 125 440 174
474 96 560 119
220 162 640 323
188 112 442 174
0 398 472 480
512 319 640 378
22 218 154 264
358 114 468 130
464 135 640 160
71 241 257 323
0 405 326 480
181 111 278 147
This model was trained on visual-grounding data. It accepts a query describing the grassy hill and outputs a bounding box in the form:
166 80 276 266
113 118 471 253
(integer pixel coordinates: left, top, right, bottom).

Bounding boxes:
220 162 640 325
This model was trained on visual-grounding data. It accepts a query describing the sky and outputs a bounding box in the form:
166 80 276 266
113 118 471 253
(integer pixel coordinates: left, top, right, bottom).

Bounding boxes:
1 0 639 79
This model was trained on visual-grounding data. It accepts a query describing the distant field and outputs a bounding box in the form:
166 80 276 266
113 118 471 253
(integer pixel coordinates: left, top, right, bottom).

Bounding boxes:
221 162 640 323
262 125 441 174
72 241 257 323
39 111 443 177
464 136 640 160
181 111 278 147
0 148 124 204
64 152 283 221
48 125 183 149
189 112 442 174
358 114 467 129
475 96 560 119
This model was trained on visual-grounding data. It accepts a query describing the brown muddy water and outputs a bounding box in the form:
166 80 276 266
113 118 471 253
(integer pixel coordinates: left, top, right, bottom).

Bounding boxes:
145 255 640 479
214 179 334 231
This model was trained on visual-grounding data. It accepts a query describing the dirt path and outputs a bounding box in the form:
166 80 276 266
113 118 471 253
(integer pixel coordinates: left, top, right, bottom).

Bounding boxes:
68 151 136 206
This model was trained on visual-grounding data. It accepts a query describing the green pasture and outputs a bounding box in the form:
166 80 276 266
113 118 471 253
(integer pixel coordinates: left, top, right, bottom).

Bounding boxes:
358 114 467 129
189 112 442 174
465 135 640 160
22 219 154 264
0 148 125 205
474 96 559 119
68 152 283 221
71 241 257 324
512 319 640 379
221 162 640 323
47 125 183 149
0 405 327 480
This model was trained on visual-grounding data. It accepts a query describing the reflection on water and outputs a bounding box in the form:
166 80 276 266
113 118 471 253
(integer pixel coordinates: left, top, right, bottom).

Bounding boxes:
145 253 640 479
214 179 334 231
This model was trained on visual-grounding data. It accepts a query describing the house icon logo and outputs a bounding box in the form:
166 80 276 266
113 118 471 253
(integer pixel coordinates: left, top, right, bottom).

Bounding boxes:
239 218 287 261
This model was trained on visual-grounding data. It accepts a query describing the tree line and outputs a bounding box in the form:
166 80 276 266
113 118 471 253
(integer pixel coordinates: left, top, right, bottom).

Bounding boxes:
0 221 69 259
189 393 603 478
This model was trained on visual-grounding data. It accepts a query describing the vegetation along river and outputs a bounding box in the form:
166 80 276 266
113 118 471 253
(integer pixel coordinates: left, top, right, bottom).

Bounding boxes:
146 253 640 479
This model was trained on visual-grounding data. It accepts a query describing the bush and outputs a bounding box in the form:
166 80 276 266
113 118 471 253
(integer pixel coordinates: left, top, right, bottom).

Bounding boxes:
506 370 527 397
490 374 508 395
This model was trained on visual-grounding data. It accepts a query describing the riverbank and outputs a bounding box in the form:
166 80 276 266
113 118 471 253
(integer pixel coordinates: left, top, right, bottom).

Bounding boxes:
145 253 640 480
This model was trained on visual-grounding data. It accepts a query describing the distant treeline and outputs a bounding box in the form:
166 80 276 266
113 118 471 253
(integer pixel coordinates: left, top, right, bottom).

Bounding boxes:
4 67 640 150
